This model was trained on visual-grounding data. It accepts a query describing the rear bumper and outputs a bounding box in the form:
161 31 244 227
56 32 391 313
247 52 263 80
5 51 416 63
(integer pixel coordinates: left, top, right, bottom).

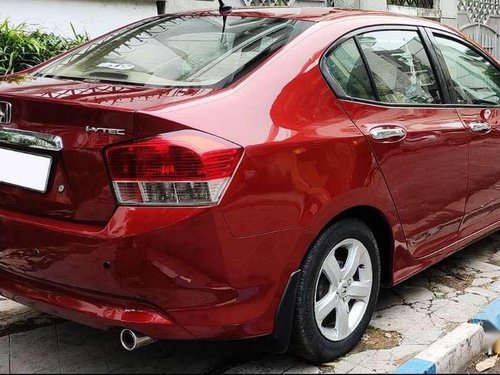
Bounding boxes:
0 269 193 339
0 206 314 339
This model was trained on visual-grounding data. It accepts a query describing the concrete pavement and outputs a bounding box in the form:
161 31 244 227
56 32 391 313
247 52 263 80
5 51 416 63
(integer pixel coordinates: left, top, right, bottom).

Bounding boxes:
0 232 499 374
466 354 500 374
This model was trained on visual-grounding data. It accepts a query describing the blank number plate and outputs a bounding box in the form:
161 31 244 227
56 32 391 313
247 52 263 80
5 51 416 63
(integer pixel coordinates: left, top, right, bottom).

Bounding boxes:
0 148 52 192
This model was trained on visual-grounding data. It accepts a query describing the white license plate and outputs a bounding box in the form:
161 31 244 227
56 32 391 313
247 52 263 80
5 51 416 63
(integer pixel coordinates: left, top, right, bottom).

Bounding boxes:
0 148 52 192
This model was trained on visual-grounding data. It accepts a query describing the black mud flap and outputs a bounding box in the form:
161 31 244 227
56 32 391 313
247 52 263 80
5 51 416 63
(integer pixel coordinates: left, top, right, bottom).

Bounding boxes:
258 270 301 354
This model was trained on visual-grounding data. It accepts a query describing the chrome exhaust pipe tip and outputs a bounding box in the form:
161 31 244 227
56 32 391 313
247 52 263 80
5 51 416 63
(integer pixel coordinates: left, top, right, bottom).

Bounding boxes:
120 329 156 351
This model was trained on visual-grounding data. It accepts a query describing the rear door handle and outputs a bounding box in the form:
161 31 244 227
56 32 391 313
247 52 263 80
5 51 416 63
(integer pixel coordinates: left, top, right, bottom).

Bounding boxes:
469 122 492 133
369 126 407 142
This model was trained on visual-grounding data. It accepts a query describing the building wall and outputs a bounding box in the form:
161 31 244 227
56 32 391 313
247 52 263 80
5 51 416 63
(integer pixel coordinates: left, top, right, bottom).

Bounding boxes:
0 0 459 39
0 0 217 38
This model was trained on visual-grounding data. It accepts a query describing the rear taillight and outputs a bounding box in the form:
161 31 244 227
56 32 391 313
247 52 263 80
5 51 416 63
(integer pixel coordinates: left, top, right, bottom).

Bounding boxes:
105 130 243 206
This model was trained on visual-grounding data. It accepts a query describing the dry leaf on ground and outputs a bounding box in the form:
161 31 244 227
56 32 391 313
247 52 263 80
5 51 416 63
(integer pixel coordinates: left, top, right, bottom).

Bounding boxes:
476 355 498 372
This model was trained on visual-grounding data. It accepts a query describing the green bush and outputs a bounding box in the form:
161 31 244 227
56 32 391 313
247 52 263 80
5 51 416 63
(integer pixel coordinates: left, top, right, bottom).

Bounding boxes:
0 20 88 75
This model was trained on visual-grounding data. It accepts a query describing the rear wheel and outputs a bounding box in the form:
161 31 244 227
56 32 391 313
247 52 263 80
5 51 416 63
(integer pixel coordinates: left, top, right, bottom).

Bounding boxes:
290 219 381 364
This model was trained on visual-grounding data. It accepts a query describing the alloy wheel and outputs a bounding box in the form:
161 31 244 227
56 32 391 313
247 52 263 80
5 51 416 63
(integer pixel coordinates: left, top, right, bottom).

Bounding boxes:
314 238 373 342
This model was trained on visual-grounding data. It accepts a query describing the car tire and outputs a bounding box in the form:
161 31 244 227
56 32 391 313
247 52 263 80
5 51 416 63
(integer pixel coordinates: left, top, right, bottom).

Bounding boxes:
290 218 381 364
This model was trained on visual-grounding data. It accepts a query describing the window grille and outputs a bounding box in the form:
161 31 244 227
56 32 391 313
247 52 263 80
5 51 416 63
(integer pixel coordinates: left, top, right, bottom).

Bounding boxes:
458 0 500 24
241 0 297 5
387 0 434 9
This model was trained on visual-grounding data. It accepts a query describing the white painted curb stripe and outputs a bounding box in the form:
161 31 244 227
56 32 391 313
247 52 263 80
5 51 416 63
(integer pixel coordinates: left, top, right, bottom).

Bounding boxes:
417 323 484 373
395 324 485 374
395 297 500 374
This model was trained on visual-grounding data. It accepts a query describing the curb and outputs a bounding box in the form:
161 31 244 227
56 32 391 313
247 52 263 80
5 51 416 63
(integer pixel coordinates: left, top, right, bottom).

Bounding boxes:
395 297 500 374
471 298 500 332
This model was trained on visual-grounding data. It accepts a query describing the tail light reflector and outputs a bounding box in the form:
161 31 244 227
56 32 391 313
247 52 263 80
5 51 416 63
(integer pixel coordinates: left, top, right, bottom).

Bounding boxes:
105 130 242 206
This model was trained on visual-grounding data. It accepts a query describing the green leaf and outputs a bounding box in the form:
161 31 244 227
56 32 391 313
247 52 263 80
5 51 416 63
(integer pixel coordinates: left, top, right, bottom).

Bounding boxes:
0 18 88 75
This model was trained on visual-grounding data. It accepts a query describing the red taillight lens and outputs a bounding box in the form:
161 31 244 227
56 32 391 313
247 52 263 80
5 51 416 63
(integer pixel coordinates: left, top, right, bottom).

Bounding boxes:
105 130 242 206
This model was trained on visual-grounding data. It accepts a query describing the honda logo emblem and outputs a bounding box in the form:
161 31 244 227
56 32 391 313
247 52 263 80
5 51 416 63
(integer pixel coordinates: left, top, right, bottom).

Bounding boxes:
0 102 12 125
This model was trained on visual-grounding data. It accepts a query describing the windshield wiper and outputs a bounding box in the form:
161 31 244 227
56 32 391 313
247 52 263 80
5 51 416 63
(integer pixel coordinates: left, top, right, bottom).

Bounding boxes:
35 73 89 82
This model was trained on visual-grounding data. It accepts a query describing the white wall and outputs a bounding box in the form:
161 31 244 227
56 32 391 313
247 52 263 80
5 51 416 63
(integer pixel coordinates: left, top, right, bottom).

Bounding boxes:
0 0 460 39
0 0 217 38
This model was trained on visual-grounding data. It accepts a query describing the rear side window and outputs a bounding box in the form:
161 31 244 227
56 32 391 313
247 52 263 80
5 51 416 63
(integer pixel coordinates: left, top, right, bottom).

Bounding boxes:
358 30 442 104
434 36 500 106
324 38 376 101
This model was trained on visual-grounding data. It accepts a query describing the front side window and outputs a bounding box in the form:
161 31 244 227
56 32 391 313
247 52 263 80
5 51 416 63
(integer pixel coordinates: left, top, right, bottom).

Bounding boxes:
36 16 311 88
434 36 500 106
358 30 442 104
324 38 376 101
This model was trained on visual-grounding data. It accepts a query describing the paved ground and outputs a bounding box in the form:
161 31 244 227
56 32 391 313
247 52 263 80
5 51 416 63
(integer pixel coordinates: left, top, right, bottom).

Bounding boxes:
0 232 499 374
466 353 500 374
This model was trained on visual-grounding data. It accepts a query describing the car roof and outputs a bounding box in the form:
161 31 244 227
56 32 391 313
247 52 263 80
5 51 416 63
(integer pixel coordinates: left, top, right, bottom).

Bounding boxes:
186 7 455 33
210 6 367 21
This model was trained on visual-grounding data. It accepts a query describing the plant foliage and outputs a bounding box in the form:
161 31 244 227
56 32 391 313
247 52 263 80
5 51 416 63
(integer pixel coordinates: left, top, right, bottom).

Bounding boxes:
0 20 88 75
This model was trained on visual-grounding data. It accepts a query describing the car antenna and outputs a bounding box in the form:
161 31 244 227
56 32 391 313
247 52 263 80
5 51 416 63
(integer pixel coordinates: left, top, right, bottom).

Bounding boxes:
218 0 232 13
218 0 232 42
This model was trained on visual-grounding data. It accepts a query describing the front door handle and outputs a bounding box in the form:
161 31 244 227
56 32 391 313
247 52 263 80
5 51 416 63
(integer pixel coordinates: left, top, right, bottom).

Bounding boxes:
370 126 407 142
469 122 492 133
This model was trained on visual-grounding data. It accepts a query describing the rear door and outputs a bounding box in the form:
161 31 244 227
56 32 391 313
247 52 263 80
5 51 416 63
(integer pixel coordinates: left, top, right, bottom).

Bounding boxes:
322 26 469 258
428 31 500 237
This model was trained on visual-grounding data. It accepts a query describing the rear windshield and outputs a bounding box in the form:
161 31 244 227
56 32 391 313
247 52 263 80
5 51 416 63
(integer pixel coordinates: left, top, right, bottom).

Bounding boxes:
36 16 311 88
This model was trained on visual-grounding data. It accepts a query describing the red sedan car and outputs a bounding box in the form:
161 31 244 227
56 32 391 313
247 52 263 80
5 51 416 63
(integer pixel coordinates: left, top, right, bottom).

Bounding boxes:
0 7 498 363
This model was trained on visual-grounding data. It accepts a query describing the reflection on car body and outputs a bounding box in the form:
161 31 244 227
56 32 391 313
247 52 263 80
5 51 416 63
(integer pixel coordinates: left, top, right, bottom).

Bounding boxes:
0 6 498 364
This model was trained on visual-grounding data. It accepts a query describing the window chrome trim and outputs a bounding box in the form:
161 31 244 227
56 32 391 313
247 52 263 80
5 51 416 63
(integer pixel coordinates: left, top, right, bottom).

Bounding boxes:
0 127 63 152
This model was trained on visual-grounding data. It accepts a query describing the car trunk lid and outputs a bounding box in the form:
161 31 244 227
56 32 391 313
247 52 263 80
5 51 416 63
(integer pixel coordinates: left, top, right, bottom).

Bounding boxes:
0 76 212 224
